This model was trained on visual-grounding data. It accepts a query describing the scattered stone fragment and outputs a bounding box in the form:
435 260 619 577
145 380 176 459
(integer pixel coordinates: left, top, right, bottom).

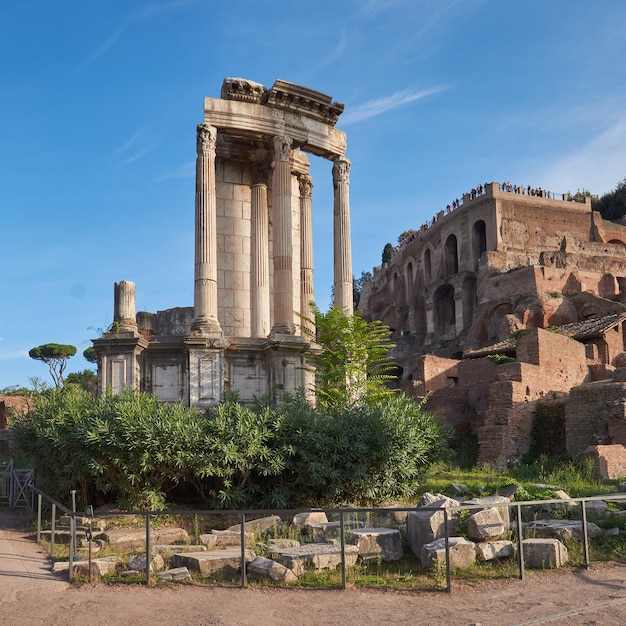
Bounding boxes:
475 540 515 561
421 537 476 570
247 556 297 583
450 483 469 496
129 552 165 572
307 520 364 542
522 538 568 568
407 497 459 556
463 496 511 528
466 507 506 542
72 556 121 580
274 543 358 576
158 567 191 581
346 527 403 562
227 515 283 535
292 511 328 528
585 500 609 516
201 530 254 548
524 519 602 542
173 548 255 577
604 527 620 536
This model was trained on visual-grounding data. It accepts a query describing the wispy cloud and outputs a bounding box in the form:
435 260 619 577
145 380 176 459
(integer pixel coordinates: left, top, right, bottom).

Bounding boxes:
341 87 448 124
536 115 626 196
314 29 348 71
156 161 195 181
0 349 29 361
77 0 198 71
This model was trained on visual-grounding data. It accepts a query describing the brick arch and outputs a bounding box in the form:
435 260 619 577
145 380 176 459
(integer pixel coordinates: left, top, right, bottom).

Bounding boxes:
487 302 514 342
434 283 456 337
404 255 417 301
599 273 618 298
423 248 432 284
444 234 459 276
471 219 487 270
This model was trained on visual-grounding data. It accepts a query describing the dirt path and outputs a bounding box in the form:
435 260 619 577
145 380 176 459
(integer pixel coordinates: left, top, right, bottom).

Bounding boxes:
2 508 626 626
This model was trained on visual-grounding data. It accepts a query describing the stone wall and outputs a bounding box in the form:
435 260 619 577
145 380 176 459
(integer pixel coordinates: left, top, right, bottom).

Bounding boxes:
582 444 626 479
565 381 626 456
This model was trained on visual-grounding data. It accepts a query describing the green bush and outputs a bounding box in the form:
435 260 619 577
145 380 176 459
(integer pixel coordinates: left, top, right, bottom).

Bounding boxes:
12 388 448 510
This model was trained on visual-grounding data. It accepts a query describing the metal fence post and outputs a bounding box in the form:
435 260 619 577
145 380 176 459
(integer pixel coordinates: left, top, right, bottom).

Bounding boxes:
36 493 42 543
240 512 247 588
444 508 451 593
68 514 75 582
516 503 524 580
581 500 590 569
145 512 151 585
50 502 56 558
340 509 346 590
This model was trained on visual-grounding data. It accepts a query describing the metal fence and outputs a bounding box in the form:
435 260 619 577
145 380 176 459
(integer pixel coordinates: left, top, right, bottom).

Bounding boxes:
0 459 34 509
25 484 626 592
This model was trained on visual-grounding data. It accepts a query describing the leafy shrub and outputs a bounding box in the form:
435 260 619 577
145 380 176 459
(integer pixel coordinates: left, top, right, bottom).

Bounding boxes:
12 388 448 510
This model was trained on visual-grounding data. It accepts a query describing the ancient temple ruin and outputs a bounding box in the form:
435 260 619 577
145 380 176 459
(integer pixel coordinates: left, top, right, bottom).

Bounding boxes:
359 184 626 473
93 78 353 407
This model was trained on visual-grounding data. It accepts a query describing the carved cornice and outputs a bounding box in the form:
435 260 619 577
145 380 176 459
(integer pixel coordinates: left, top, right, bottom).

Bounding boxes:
267 80 344 127
220 78 344 127
221 78 268 104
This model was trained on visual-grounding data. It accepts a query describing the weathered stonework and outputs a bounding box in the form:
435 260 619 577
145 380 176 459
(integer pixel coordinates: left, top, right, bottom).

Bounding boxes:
360 185 626 467
93 79 353 407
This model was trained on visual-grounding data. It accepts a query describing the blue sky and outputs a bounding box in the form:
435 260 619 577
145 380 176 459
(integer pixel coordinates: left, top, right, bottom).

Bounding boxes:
2 0 626 389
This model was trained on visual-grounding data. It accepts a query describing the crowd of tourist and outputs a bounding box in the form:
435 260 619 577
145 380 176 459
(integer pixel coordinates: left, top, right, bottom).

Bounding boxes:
388 180 564 260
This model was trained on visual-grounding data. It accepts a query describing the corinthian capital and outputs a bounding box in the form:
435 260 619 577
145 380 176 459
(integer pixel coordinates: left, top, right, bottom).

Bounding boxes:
298 174 313 198
332 156 351 186
196 123 217 156
272 135 293 162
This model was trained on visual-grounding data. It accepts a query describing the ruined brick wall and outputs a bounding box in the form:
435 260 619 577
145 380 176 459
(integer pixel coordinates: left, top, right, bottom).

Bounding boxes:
565 381 626 456
516 327 588 391
582 444 626 479
498 195 590 253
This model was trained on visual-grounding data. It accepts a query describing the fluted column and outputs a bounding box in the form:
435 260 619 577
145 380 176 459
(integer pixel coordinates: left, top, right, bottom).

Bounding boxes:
114 280 137 331
271 135 295 334
332 156 354 315
192 123 222 335
299 174 315 336
251 181 270 337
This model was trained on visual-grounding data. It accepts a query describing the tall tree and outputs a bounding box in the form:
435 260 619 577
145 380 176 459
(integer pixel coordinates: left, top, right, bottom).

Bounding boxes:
382 243 394 265
28 343 77 389
594 177 626 222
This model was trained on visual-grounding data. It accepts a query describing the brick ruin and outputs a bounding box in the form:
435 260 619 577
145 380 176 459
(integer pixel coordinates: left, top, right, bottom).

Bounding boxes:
359 184 626 475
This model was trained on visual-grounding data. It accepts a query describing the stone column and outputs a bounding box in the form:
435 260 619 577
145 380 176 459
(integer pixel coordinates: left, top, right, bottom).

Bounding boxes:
251 180 270 337
192 123 222 335
114 280 137 331
299 174 315 336
271 135 295 335
332 156 354 315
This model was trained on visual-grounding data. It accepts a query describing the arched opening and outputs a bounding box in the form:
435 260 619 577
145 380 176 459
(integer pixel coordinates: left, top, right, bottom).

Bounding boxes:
406 262 414 301
462 276 476 330
434 284 456 337
471 220 487 270
424 249 432 284
487 303 514 342
599 273 617 298
445 234 459 276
